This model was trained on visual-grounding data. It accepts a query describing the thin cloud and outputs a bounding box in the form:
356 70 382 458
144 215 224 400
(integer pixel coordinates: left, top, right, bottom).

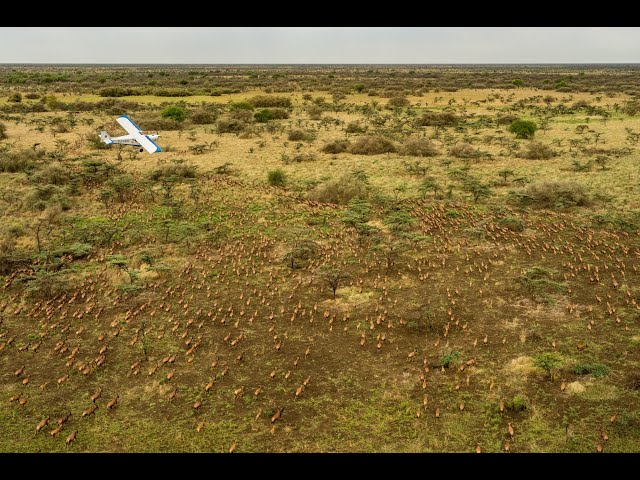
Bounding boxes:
0 27 638 63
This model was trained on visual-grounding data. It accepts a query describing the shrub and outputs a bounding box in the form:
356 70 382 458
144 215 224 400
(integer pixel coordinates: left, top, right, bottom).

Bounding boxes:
496 113 519 125
348 135 396 155
387 96 410 108
516 180 592 209
288 129 312 141
522 141 555 160
229 101 255 111
307 105 323 120
254 108 288 122
509 119 538 139
498 215 524 232
622 102 640 116
573 363 610 377
345 122 366 134
137 116 182 131
416 111 458 127
403 138 439 157
533 352 563 379
190 109 217 124
0 122 6 140
31 164 69 185
161 105 187 123
439 351 461 368
149 163 197 181
216 117 247 133
0 149 41 173
322 139 350 154
506 394 529 411
249 95 292 109
25 92 40 100
267 168 287 187
99 86 137 97
8 92 22 103
309 173 371 205
449 142 478 158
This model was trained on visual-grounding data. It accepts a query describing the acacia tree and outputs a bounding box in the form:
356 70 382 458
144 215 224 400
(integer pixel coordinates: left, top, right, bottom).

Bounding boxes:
318 265 349 299
30 205 61 254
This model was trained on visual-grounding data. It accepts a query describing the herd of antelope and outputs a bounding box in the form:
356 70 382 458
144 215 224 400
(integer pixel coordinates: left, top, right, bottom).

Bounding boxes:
1 175 638 452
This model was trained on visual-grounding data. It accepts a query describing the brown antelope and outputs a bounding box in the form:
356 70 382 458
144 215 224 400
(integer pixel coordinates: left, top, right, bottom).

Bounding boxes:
57 412 71 426
82 404 98 417
66 431 77 446
36 417 50 433
271 407 283 423
50 425 63 437
90 388 102 403
106 395 119 410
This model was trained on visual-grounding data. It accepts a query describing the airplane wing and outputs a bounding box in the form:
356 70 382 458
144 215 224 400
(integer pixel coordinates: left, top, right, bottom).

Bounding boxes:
135 133 163 154
116 115 144 136
116 115 162 153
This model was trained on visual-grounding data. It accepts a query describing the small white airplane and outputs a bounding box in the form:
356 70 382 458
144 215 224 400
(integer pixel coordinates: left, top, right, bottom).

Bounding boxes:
99 115 163 154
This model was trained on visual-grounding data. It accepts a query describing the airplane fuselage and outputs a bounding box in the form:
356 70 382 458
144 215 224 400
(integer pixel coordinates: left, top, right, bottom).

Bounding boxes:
108 134 159 147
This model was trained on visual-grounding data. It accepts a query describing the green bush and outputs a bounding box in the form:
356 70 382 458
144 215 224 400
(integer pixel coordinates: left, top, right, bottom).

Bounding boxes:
533 352 563 379
8 92 22 103
267 168 287 187
573 363 610 377
229 101 255 111
161 105 187 123
509 119 538 139
506 394 529 411
439 351 461 368
348 136 396 155
254 108 289 123
0 122 6 140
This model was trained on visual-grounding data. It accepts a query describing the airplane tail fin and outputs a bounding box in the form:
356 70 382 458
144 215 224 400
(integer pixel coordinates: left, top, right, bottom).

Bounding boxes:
99 131 112 144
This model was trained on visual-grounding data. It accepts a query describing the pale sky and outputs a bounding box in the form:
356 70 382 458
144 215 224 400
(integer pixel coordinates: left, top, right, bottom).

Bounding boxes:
0 27 638 64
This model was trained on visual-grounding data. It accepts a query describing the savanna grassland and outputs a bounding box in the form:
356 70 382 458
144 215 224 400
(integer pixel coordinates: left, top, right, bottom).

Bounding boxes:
0 65 639 452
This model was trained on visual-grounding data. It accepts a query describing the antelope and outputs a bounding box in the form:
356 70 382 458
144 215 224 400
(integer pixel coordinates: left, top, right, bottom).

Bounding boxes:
508 422 514 437
82 404 99 417
196 421 205 432
193 400 203 410
205 379 215 393
50 425 63 437
271 407 283 423
66 431 77 446
229 441 237 453
58 412 71 426
106 395 119 410
435 408 441 418
36 417 50 433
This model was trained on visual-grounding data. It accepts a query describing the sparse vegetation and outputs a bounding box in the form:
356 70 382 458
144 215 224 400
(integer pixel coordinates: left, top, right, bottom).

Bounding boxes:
0 65 638 454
